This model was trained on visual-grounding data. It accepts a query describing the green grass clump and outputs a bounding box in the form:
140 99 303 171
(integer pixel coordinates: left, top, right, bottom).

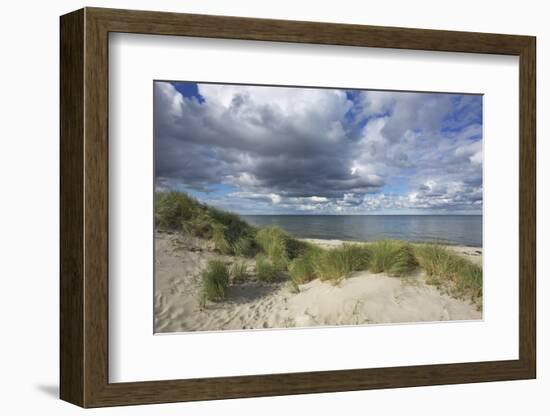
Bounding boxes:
232 236 257 257
212 223 232 254
285 237 311 260
255 254 283 282
184 211 216 239
415 244 482 300
414 244 456 280
155 191 199 230
288 245 323 284
201 260 229 302
455 262 483 299
208 208 257 255
255 226 290 265
368 240 397 273
388 243 418 276
230 261 248 281
368 240 417 276
208 207 255 248
315 244 370 283
155 191 258 256
255 226 310 269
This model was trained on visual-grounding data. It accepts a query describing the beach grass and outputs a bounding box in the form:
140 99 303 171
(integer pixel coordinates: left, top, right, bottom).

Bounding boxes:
155 191 199 229
388 243 418 276
156 191 257 256
212 223 233 254
255 226 290 266
201 260 229 303
232 236 256 257
415 244 482 300
289 243 372 284
288 244 324 284
255 226 310 261
255 254 284 282
184 212 216 239
314 244 371 283
369 240 418 276
230 260 248 281
208 207 256 250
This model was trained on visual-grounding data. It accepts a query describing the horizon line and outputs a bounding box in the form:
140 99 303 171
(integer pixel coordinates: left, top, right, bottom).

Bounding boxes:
238 213 482 216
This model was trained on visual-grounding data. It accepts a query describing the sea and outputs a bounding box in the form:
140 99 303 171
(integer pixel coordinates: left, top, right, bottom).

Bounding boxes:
242 215 482 247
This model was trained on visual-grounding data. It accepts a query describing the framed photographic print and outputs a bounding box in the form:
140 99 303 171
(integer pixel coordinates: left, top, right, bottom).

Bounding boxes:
60 7 536 408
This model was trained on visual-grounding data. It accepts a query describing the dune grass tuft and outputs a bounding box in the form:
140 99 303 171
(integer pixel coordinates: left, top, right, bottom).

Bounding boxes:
232 236 257 257
368 240 397 273
368 240 417 276
255 226 290 266
288 245 324 284
201 260 229 303
314 244 371 283
455 262 483 299
155 191 199 230
184 212 216 239
230 260 248 281
255 254 284 282
415 244 482 300
255 226 309 265
211 223 232 254
155 191 257 256
388 243 418 276
209 207 255 249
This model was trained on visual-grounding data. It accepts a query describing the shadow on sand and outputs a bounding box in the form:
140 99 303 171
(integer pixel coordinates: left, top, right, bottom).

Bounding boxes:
224 281 282 305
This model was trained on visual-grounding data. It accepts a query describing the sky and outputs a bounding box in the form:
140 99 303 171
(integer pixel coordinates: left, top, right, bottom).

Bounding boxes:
154 81 482 215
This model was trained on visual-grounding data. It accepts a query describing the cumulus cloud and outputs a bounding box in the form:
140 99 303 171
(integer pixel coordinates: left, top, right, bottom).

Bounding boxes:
154 81 482 214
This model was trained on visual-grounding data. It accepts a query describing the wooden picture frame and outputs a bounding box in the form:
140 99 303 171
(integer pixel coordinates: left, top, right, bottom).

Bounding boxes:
60 7 536 408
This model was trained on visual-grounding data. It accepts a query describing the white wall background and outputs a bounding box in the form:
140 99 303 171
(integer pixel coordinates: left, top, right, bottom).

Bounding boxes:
0 0 545 414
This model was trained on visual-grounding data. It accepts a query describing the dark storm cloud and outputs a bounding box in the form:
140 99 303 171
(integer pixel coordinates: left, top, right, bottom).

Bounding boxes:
154 82 483 214
155 82 380 198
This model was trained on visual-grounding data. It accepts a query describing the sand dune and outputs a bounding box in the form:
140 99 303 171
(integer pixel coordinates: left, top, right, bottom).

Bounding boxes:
154 232 482 333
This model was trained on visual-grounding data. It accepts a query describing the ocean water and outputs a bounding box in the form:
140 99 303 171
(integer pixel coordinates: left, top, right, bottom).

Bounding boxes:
242 215 482 247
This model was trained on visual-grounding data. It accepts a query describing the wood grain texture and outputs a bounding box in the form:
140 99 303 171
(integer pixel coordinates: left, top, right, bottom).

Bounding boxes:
88 7 532 55
59 8 84 407
83 10 110 406
59 7 537 408
518 38 536 376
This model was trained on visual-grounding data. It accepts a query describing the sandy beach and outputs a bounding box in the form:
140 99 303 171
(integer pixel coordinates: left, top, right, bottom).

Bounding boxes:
154 232 482 333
